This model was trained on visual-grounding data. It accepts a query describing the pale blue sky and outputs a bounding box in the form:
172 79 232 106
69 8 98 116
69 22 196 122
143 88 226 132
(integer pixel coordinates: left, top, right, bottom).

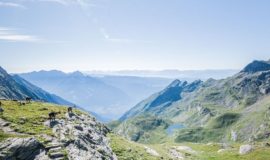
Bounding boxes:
0 0 269 72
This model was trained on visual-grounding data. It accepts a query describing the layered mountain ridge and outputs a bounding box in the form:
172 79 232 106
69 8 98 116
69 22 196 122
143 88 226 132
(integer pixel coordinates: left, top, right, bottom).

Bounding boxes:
0 67 72 106
19 71 172 120
114 60 270 144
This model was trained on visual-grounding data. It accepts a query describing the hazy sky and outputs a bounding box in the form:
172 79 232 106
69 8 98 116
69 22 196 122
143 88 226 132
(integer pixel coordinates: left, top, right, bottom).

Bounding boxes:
0 0 269 73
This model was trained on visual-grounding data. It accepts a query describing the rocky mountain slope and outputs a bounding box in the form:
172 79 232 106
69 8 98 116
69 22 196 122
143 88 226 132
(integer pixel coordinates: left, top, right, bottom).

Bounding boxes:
0 67 72 106
114 60 270 144
0 101 116 160
119 79 202 121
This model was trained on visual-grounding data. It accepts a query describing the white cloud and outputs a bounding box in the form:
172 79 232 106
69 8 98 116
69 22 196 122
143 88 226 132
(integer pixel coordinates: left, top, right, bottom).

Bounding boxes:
0 2 26 9
0 27 39 42
38 0 69 5
38 0 98 7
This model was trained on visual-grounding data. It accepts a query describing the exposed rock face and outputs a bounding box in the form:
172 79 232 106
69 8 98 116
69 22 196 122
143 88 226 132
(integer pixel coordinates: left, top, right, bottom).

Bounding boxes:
239 144 253 155
44 112 117 160
0 137 45 160
241 60 270 73
0 112 117 160
119 79 202 121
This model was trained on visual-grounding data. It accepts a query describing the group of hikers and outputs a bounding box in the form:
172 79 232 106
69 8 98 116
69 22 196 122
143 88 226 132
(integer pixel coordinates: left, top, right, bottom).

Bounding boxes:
0 97 75 122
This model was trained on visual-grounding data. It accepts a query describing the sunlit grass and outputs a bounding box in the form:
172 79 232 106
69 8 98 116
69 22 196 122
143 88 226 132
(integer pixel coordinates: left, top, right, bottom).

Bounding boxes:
0 100 83 135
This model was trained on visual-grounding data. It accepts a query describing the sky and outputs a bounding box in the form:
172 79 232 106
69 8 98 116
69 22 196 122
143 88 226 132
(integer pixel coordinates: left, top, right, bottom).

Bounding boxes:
0 0 270 73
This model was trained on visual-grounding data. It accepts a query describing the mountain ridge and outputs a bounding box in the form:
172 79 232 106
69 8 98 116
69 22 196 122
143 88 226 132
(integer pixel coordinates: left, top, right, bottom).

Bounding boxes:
241 60 270 73
0 66 74 107
115 59 270 143
19 70 172 120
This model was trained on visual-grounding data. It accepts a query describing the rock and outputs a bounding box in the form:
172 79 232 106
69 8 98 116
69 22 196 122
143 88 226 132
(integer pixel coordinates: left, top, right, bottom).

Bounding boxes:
174 146 197 154
239 144 253 155
221 143 232 149
47 113 117 160
49 152 64 159
49 146 62 152
241 60 270 73
200 108 211 116
217 149 226 153
34 151 50 160
0 111 116 160
45 143 62 150
0 137 45 160
2 122 10 127
169 149 184 159
74 125 84 131
144 146 160 157
231 130 237 141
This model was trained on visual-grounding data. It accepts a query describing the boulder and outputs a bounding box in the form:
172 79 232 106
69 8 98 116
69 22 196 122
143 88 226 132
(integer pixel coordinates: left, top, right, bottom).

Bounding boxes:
0 137 44 160
174 146 197 154
217 149 226 153
231 130 238 141
144 146 160 157
239 144 253 155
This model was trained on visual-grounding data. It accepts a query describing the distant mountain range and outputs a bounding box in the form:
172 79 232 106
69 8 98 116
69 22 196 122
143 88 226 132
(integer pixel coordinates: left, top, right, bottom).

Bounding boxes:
19 71 172 120
85 69 239 80
0 67 72 106
114 60 270 144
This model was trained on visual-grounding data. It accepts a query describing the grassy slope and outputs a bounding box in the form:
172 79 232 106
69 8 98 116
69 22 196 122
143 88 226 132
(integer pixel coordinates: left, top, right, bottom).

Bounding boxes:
109 133 162 160
115 115 170 144
0 100 83 141
1 100 270 159
0 130 14 142
110 133 270 160
188 142 270 160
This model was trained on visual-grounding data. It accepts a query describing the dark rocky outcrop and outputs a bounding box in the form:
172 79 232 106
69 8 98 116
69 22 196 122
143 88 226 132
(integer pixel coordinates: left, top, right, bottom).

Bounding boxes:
241 60 270 73
0 137 44 160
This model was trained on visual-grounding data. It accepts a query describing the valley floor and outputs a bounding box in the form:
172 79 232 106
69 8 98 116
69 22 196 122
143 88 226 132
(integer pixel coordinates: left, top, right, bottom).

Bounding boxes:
109 133 270 160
